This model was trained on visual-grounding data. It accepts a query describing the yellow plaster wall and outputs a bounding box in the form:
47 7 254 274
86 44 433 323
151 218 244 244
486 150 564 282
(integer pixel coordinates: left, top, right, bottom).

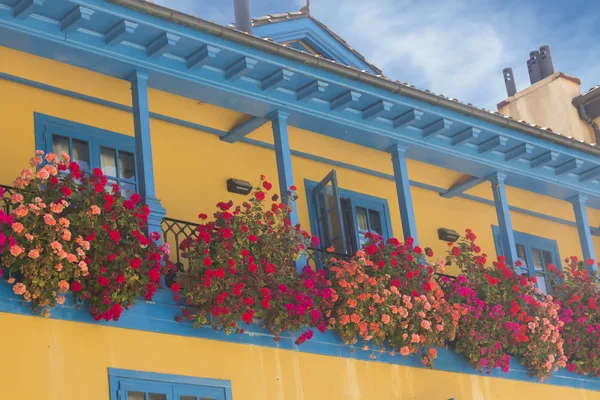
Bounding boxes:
1 312 599 400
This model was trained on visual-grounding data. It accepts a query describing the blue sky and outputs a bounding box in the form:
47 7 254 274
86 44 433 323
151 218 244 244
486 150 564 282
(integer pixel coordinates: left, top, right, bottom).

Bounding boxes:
154 0 600 109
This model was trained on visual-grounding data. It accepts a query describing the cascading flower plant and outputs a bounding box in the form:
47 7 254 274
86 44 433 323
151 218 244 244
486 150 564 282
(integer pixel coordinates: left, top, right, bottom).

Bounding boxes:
444 229 567 381
175 176 333 344
327 234 460 366
548 256 600 376
0 151 172 320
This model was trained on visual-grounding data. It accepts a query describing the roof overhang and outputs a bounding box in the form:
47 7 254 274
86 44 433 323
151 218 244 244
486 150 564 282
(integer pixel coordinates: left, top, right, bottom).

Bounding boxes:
2 0 600 208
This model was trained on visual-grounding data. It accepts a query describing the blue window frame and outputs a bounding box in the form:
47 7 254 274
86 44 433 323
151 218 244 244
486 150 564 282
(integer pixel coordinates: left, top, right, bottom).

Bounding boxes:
108 368 232 400
305 172 393 254
34 113 138 197
492 226 562 294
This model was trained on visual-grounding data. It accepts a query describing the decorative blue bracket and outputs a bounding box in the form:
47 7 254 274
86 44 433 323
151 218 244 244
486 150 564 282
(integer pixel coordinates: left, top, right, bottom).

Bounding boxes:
128 70 166 240
440 175 487 199
490 172 518 266
570 194 597 268
221 116 268 143
390 145 418 244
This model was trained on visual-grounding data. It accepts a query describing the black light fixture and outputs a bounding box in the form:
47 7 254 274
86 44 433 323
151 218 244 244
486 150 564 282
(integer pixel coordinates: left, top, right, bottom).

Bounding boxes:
227 178 252 195
438 228 460 242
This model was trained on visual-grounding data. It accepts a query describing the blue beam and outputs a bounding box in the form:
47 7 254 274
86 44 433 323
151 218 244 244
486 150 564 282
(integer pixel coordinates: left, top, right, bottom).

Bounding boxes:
570 194 597 268
393 109 423 129
555 158 583 176
129 70 166 238
105 20 138 46
490 172 519 266
391 145 418 244
423 118 452 138
186 45 220 70
60 6 94 34
330 90 361 111
147 32 180 58
362 100 393 120
220 116 268 143
13 0 45 19
580 166 600 183
261 69 294 92
440 175 487 199
479 135 508 154
225 56 257 80
451 127 480 146
505 143 534 161
530 150 559 169
297 80 329 101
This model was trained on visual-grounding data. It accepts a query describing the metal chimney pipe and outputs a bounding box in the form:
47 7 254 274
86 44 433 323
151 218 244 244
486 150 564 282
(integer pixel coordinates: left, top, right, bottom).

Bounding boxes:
539 45 554 78
503 68 517 97
233 0 253 33
527 50 542 84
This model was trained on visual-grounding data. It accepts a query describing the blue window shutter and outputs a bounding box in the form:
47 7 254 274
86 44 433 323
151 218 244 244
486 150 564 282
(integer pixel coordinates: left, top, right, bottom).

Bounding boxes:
311 169 348 254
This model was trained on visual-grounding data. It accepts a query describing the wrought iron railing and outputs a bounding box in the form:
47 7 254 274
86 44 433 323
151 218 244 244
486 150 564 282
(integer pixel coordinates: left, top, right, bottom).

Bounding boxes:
161 217 199 272
435 273 457 293
306 247 352 271
0 184 14 215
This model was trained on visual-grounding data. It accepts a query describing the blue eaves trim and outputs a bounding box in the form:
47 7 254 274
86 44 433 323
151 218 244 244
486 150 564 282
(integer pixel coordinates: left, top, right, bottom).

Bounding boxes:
0 72 594 237
1 281 600 391
108 368 233 400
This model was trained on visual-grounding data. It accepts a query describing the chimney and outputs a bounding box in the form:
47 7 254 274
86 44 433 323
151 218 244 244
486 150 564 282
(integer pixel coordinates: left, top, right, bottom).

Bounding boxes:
527 51 542 84
233 0 253 33
498 46 595 144
503 68 517 97
539 45 555 78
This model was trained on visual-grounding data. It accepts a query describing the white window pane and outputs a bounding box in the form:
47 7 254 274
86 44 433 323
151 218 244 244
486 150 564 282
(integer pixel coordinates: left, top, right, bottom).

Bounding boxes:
516 244 528 267
368 209 382 235
532 248 543 271
119 151 136 180
52 135 69 156
100 147 117 177
542 250 554 270
121 182 136 198
356 207 368 231
127 392 145 400
72 139 90 171
536 274 548 294
149 394 167 400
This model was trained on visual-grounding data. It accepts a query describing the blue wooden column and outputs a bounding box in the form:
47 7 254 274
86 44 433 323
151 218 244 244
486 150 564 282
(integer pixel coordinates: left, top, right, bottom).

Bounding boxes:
270 110 304 271
128 70 166 239
490 172 518 265
390 145 419 244
570 194 597 268
269 110 299 227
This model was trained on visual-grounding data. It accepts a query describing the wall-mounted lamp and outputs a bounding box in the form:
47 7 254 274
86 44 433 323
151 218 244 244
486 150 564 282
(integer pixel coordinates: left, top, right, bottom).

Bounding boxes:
438 228 460 242
227 178 252 195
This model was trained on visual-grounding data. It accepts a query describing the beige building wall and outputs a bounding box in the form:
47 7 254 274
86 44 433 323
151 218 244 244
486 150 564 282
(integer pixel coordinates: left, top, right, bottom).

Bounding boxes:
497 72 595 144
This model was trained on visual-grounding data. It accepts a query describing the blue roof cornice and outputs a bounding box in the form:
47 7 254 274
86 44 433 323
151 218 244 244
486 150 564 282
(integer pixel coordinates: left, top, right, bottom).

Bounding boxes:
1 0 600 208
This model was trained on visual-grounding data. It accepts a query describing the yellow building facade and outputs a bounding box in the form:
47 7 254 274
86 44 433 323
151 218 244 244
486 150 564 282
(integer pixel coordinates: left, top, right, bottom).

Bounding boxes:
1 1 600 399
